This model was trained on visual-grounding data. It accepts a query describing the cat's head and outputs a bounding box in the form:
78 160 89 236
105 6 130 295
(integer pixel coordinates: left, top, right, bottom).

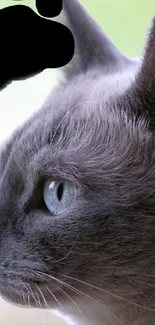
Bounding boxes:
0 1 155 324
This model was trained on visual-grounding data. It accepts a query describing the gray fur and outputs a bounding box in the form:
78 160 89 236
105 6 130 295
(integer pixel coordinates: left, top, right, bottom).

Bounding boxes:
0 1 155 325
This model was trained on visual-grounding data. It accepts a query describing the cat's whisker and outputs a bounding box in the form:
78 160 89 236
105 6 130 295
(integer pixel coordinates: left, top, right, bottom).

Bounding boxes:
63 284 125 325
46 281 87 322
144 274 155 278
127 275 155 289
51 271 155 313
55 279 125 325
24 267 155 323
35 291 42 308
36 284 50 309
44 285 66 312
27 290 30 308
27 283 40 308
34 270 124 325
13 286 29 307
22 291 28 307
20 282 31 307
49 234 79 264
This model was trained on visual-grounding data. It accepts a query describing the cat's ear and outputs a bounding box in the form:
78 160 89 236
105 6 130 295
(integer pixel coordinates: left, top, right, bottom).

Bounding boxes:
127 17 155 125
54 0 134 78
135 17 155 90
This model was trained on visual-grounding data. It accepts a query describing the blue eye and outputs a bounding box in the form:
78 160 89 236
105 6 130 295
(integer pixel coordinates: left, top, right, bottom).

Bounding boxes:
43 178 75 215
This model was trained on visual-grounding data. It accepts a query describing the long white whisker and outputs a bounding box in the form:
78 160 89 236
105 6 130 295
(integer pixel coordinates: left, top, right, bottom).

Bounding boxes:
34 270 124 325
52 272 155 313
13 286 28 307
51 235 79 264
22 291 28 307
27 290 30 307
45 285 65 312
55 277 124 325
35 291 42 308
36 284 50 309
47 281 87 322
27 283 40 308
21 282 31 307
22 268 125 325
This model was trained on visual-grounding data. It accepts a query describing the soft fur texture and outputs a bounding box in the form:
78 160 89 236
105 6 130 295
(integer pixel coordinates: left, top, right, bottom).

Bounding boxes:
0 1 155 324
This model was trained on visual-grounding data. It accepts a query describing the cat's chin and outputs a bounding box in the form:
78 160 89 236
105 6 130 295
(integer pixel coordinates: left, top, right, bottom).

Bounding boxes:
0 282 57 310
0 286 27 309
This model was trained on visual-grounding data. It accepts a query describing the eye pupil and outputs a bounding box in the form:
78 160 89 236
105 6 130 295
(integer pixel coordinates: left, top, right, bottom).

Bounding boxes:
57 183 64 201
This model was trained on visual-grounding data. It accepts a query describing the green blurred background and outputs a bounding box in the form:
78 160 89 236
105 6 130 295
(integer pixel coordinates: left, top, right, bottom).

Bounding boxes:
0 0 154 57
81 0 154 57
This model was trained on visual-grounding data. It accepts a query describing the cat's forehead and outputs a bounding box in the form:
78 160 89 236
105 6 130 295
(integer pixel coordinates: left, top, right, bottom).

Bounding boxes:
43 65 138 123
0 64 141 174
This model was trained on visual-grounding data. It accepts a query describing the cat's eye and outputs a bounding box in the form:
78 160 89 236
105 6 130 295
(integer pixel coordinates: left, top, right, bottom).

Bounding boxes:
43 178 75 215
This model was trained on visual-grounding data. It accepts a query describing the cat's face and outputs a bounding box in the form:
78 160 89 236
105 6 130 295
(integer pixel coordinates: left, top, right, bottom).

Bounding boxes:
0 1 155 325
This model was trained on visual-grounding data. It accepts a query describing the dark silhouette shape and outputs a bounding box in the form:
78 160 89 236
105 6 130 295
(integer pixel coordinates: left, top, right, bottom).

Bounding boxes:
36 0 62 18
0 4 74 90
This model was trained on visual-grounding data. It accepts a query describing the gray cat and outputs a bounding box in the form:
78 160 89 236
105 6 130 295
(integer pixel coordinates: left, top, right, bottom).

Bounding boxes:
0 1 155 324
